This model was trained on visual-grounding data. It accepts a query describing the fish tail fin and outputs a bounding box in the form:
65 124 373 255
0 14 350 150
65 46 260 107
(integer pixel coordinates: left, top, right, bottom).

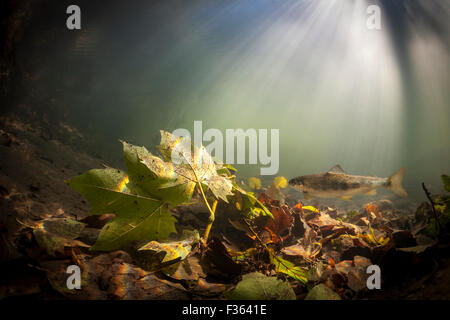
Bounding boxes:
388 167 408 197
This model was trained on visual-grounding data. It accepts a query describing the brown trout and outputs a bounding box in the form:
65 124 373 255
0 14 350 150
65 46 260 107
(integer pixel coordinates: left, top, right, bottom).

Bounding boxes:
289 165 407 200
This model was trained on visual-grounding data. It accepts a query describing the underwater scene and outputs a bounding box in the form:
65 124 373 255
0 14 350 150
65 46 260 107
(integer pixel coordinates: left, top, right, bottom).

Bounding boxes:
0 0 449 305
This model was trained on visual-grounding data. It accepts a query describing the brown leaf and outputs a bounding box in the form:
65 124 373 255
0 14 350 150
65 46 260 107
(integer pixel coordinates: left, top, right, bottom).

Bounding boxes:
258 193 293 243
265 206 291 236
42 251 189 300
282 227 321 262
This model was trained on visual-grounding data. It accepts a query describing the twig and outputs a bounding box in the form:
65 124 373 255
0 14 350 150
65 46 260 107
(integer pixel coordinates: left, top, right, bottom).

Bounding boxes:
422 182 441 236
243 218 266 249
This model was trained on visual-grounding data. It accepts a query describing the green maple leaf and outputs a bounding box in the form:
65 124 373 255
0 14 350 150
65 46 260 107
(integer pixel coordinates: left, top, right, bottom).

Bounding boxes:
67 168 177 251
67 131 237 251
122 141 195 206
157 130 233 202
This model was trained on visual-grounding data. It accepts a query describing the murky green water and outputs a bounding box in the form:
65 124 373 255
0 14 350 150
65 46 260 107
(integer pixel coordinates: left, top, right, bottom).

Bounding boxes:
13 0 450 199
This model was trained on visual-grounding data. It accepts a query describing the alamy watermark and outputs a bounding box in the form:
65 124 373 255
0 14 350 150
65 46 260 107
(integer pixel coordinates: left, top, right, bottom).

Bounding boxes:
66 265 81 289
366 5 381 30
66 5 81 30
66 3 381 31
64 262 381 290
171 121 279 175
367 264 381 289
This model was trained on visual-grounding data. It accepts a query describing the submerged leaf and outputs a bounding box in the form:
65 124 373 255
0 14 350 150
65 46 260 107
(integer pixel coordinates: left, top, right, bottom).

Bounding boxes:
267 248 308 284
231 184 273 219
67 131 266 251
157 131 233 202
264 205 291 241
138 241 190 264
138 231 200 264
32 218 89 256
305 284 341 300
282 241 322 262
67 168 177 251
122 141 194 206
302 206 319 213
224 272 296 300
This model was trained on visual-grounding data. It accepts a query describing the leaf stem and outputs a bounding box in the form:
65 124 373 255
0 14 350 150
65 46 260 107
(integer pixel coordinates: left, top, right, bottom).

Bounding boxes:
198 182 217 244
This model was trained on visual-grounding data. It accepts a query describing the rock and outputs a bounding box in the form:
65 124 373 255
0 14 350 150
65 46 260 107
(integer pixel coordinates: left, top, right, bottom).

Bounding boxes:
347 269 367 292
348 256 372 292
335 260 353 276
353 255 371 268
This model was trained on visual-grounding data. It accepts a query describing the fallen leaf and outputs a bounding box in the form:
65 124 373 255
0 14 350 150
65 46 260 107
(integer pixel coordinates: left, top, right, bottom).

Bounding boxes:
305 284 341 300
32 218 89 256
138 236 197 264
67 168 177 251
224 272 296 300
157 131 233 202
267 248 308 284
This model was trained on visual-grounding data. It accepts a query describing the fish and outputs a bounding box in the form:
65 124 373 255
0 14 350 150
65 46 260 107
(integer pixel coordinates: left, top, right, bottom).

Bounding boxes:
288 165 408 200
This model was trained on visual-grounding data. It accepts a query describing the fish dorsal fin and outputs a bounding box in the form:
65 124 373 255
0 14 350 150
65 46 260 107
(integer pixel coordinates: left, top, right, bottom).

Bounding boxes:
328 164 346 174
